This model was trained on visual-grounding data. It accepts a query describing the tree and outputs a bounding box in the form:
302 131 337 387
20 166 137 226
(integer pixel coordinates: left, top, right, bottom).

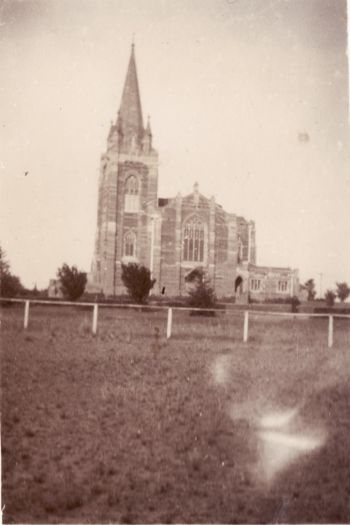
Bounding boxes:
57 264 87 301
187 268 217 312
303 278 316 301
325 289 336 308
121 263 156 304
188 280 217 310
336 282 350 303
0 247 24 297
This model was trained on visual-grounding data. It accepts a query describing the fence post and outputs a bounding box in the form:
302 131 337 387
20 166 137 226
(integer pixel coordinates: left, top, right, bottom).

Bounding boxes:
328 315 333 348
92 304 98 335
243 310 249 343
167 308 173 339
24 300 30 329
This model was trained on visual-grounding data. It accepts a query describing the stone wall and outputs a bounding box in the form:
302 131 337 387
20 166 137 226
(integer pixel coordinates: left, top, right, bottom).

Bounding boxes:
248 265 299 301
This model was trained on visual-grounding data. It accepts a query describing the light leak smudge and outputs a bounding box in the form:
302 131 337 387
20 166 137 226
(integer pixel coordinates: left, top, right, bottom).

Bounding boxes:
257 408 325 482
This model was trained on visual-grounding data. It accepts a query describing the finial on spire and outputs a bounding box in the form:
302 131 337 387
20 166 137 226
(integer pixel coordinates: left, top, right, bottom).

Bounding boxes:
116 110 123 133
146 114 152 134
132 33 135 50
193 182 199 206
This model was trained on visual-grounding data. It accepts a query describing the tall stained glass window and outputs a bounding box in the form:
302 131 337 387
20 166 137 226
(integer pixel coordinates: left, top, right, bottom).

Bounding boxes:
183 217 205 262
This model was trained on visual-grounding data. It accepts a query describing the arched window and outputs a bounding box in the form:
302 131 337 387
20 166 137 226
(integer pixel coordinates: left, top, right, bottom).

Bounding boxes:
183 217 205 262
125 175 138 195
124 175 139 212
124 230 136 257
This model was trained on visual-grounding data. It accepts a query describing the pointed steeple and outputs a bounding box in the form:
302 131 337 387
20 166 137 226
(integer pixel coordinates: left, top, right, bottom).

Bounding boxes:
118 43 144 148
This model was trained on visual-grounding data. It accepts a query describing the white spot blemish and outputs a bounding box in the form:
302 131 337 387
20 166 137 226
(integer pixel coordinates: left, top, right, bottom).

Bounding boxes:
210 355 231 385
260 430 321 451
260 408 297 429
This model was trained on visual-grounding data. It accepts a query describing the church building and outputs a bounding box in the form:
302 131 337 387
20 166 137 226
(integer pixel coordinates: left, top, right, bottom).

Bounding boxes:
89 45 299 301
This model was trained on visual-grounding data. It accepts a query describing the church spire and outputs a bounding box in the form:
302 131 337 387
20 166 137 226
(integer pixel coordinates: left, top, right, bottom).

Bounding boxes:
118 43 144 147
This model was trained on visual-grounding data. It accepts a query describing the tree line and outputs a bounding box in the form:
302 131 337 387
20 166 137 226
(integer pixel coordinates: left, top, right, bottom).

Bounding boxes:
0 247 215 308
302 278 350 305
1 245 349 307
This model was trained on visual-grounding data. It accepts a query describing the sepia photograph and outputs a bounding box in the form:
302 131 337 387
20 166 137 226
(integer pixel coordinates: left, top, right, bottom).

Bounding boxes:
1 0 350 523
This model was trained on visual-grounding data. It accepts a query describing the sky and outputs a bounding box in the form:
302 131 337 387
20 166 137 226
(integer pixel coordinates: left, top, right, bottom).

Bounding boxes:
1 0 349 295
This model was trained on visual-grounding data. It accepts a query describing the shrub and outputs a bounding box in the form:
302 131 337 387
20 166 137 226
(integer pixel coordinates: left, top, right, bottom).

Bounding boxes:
187 270 217 315
57 263 87 301
290 296 300 313
325 289 336 308
264 297 295 305
0 247 24 297
1 273 23 298
302 278 316 301
336 282 350 303
121 263 156 304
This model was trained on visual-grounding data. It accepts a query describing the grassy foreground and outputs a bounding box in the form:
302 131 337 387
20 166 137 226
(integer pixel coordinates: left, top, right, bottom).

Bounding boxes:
1 305 350 523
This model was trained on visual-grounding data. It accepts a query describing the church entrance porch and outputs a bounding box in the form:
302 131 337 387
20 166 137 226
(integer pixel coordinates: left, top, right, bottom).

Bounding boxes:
235 276 243 294
235 275 248 304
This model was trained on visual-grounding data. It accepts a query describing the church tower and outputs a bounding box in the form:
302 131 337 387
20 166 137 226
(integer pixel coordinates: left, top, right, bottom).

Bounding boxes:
91 45 159 296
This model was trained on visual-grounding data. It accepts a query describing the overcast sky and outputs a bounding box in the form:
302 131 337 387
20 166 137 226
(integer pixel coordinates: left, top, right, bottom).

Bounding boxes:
1 0 349 294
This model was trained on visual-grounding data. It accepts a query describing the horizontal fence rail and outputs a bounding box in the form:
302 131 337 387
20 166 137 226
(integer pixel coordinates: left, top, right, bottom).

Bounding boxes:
246 310 350 349
1 297 349 348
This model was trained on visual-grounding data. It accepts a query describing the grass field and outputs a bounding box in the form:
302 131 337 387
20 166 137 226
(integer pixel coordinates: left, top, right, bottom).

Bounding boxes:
1 304 350 523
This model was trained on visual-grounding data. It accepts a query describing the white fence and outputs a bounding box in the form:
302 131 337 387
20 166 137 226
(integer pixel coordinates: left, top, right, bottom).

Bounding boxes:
1 298 350 348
